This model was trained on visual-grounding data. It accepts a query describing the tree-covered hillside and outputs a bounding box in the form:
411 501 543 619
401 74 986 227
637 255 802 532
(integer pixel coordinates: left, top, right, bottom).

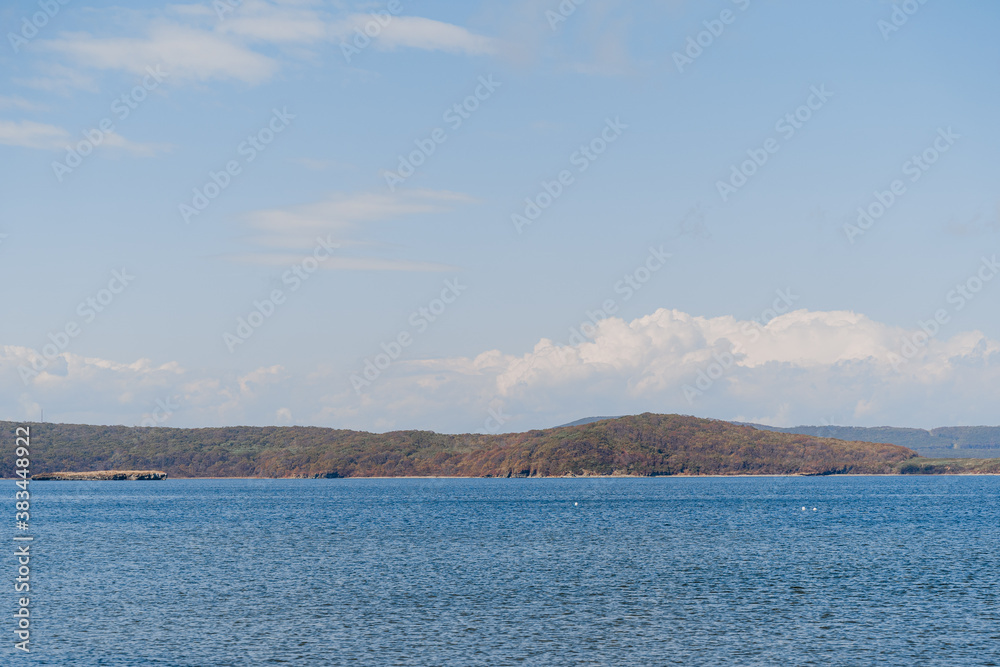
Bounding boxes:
2 414 920 478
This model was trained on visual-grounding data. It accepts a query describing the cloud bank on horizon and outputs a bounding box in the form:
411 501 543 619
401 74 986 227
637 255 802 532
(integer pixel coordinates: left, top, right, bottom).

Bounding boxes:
5 305 999 432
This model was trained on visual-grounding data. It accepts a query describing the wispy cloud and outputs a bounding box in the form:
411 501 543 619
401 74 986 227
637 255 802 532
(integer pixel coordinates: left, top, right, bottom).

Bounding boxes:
287 157 355 171
30 3 499 89
235 189 475 270
14 63 99 95
216 0 332 44
229 254 457 272
0 118 169 156
340 15 499 55
483 0 637 74
246 189 473 235
101 132 173 157
0 96 45 111
39 24 280 84
0 119 69 149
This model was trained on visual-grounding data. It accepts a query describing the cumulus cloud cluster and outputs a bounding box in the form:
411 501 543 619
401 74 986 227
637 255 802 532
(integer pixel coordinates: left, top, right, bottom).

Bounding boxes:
4 307 999 432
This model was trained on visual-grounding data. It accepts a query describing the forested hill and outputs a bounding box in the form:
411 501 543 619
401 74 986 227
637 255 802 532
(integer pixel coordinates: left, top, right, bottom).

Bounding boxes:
3 414 920 479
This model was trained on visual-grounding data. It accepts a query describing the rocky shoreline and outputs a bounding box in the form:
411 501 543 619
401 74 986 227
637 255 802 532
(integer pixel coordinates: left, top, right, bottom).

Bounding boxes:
33 470 168 481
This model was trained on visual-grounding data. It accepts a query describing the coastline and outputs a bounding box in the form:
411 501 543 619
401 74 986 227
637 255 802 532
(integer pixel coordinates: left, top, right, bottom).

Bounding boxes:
15 472 1000 480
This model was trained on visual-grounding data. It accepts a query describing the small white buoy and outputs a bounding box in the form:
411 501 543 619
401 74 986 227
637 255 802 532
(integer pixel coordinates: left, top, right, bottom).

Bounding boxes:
812 508 817 511
574 502 578 506
801 507 806 511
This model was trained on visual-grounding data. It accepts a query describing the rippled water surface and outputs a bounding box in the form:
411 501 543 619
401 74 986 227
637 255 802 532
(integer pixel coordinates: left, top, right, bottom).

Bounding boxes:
15 477 1000 665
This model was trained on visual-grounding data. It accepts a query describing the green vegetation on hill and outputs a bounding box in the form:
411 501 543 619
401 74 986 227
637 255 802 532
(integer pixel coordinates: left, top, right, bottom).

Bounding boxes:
3 414 920 479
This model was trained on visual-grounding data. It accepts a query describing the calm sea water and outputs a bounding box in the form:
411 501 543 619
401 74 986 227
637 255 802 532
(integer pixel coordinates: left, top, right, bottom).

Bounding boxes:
11 477 1000 665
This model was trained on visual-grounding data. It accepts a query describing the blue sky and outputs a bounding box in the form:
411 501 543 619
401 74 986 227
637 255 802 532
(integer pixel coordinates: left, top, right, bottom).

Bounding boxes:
2 0 999 432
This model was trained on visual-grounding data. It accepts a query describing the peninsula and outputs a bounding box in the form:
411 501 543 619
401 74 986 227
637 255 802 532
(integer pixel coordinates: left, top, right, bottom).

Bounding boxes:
6 413 998 479
33 470 168 481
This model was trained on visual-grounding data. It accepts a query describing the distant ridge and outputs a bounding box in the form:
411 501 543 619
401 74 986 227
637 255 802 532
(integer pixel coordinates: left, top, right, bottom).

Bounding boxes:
564 416 1000 459
743 423 1000 459
557 416 622 428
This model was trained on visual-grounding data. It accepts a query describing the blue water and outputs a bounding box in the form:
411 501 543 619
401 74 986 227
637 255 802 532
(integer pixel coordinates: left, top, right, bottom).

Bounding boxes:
10 477 1000 665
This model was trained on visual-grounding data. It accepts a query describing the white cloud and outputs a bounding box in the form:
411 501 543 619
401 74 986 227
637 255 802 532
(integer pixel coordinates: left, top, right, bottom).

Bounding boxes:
246 189 473 234
337 308 1000 432
234 189 474 270
165 3 216 19
230 254 457 272
101 131 173 157
217 0 331 44
14 63 99 94
482 0 637 74
361 16 498 55
0 119 69 149
0 119 169 156
0 96 44 111
40 24 280 84
4 307 1000 433
32 4 498 88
